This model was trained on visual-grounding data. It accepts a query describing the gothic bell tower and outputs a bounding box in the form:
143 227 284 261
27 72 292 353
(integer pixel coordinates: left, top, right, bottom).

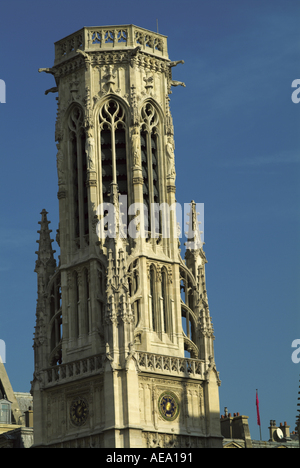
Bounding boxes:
32 25 222 448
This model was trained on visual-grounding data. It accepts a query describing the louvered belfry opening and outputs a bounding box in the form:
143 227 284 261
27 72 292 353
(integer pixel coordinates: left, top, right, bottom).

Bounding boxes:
140 102 160 235
68 106 89 247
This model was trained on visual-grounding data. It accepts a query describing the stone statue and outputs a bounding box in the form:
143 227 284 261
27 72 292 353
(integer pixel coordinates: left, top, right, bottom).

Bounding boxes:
85 132 95 171
132 127 141 167
166 136 176 179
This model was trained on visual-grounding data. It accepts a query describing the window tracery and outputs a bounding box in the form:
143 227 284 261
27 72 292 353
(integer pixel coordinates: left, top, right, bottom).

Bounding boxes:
98 99 128 203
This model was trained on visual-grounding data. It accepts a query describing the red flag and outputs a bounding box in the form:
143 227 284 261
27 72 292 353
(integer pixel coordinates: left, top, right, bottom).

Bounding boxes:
256 390 261 426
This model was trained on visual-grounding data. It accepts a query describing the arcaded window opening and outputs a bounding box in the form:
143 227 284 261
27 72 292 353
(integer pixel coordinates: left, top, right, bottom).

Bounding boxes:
99 99 128 204
68 106 89 248
140 102 161 235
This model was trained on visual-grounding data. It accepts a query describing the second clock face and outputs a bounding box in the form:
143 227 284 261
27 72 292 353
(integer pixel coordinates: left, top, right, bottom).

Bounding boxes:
158 391 179 421
70 398 89 426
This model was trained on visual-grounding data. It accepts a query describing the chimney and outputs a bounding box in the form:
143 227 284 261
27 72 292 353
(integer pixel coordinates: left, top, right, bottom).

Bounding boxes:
281 421 290 439
24 407 33 428
269 419 277 441
231 414 252 448
220 409 252 447
220 408 233 438
269 420 288 442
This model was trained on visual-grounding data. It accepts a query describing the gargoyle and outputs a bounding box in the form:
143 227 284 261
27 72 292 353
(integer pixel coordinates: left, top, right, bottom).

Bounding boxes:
171 80 186 88
168 60 185 67
38 67 56 75
128 45 141 57
45 87 58 95
76 49 90 59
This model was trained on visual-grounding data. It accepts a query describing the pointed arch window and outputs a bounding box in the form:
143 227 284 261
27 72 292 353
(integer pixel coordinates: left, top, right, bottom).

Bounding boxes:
180 266 198 358
180 266 194 310
74 271 80 338
68 268 92 342
150 266 157 331
140 102 160 235
83 268 90 335
99 99 128 204
49 273 62 366
68 106 89 248
161 268 168 333
97 263 105 331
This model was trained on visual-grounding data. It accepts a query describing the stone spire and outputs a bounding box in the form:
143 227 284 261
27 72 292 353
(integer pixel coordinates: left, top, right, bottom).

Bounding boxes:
185 200 205 281
35 209 56 278
185 201 215 364
185 200 203 251
33 210 56 369
104 183 135 363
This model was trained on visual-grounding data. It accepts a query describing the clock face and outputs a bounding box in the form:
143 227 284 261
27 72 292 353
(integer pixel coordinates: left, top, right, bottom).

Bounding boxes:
70 398 89 426
158 391 179 421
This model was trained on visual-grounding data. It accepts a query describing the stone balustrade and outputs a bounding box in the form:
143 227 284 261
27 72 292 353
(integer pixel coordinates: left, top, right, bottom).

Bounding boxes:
136 352 205 379
44 350 205 388
54 25 168 64
45 353 103 386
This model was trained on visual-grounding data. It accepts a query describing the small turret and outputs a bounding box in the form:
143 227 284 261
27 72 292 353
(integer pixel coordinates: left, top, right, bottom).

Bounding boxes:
35 209 56 280
185 200 203 252
33 210 57 373
185 201 215 364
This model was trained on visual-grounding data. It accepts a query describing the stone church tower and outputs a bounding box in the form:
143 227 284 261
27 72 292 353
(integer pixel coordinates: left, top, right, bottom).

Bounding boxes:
32 25 222 448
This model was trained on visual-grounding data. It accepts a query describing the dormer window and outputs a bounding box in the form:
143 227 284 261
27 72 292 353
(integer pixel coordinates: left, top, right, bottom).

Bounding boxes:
0 399 11 424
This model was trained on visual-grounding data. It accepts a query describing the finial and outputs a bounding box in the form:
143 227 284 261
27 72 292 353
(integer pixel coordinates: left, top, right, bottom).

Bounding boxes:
185 201 203 250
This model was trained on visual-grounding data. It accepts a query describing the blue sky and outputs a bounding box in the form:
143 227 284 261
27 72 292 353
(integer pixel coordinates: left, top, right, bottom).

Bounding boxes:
0 0 299 440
